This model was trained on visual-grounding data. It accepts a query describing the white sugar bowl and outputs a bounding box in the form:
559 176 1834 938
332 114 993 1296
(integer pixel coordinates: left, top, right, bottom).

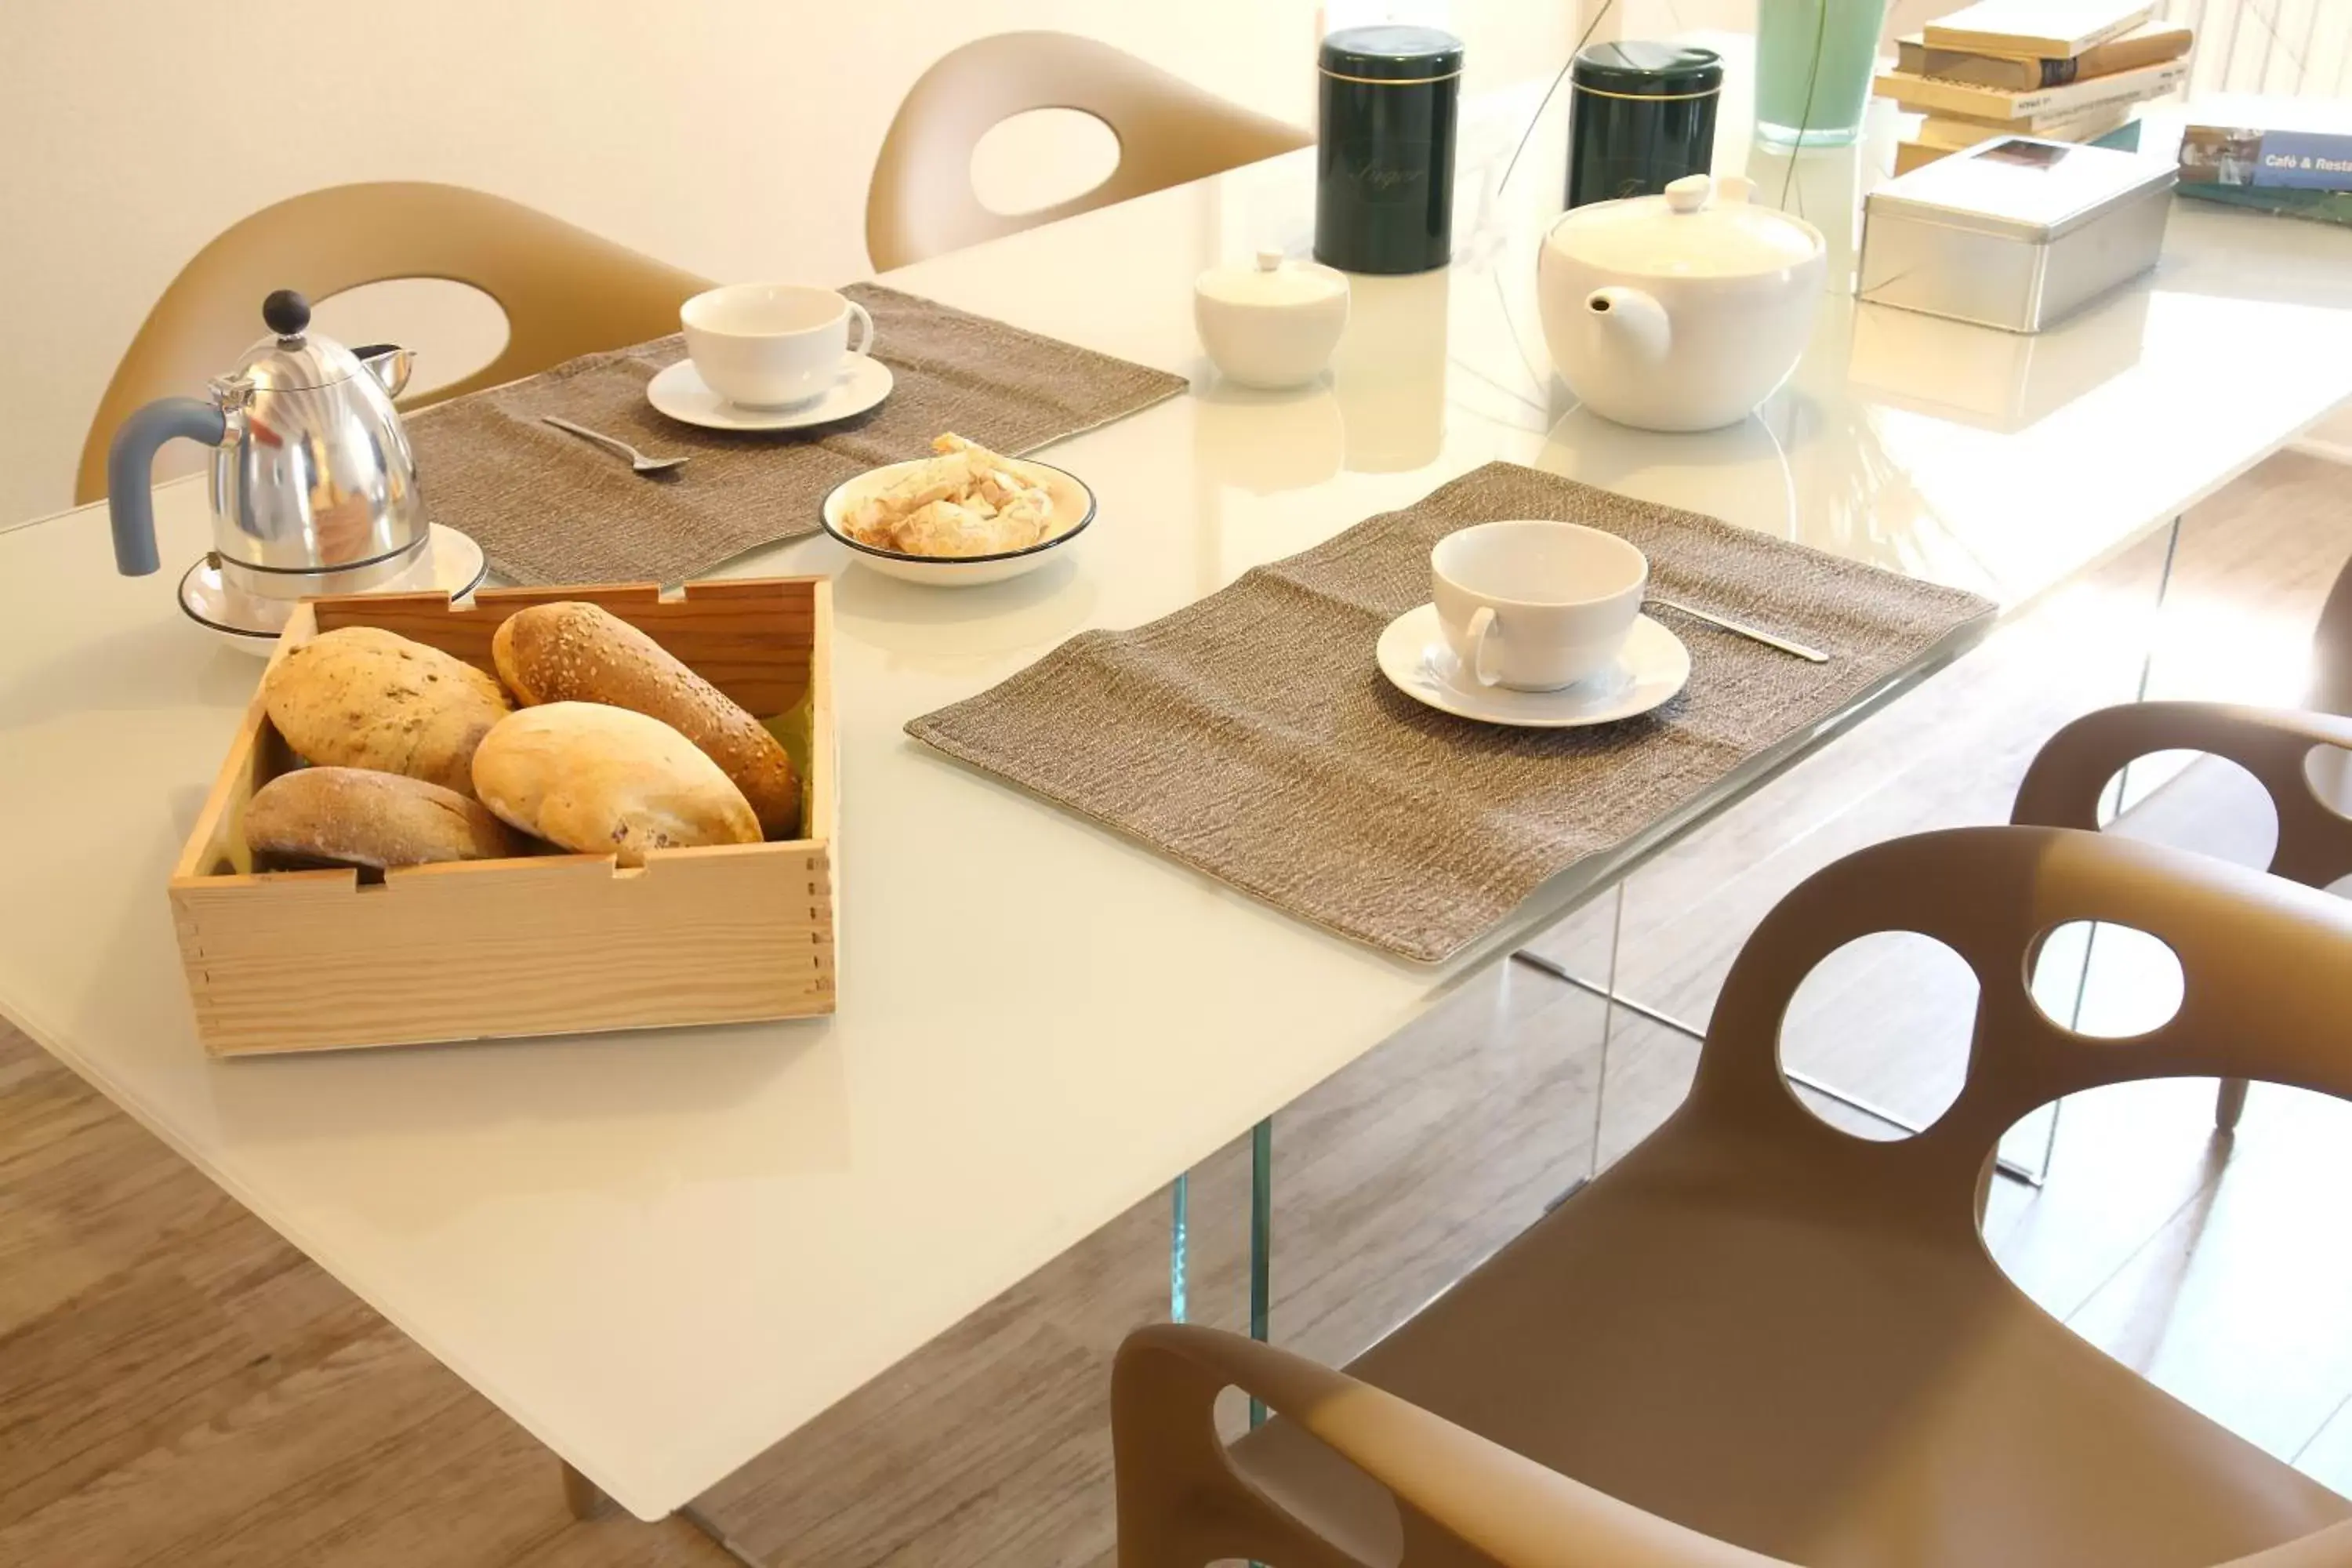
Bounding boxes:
1194 249 1351 390
1538 174 1827 433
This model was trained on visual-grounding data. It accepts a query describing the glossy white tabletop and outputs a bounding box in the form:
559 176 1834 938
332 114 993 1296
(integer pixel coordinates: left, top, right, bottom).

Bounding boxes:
5 67 2351 1518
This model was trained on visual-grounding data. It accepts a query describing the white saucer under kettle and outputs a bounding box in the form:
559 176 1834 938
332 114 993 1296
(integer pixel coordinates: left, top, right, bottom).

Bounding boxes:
106 290 486 648
1537 173 1828 433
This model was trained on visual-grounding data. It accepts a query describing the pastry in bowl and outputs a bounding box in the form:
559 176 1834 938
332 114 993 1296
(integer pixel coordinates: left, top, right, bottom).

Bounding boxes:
840 434 1053 557
821 433 1095 587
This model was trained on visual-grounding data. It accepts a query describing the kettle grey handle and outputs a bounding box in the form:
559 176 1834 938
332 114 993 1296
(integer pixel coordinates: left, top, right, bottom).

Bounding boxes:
106 397 226 576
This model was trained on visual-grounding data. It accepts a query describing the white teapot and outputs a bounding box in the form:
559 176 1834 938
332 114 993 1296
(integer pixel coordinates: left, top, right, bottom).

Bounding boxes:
1537 174 1827 433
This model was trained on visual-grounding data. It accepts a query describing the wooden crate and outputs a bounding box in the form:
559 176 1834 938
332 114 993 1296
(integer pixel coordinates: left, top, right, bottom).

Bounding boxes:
169 577 837 1056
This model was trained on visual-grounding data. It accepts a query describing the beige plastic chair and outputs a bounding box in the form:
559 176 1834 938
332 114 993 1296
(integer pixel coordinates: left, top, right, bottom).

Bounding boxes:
2013 554 2352 1128
78 182 710 503
1112 824 2352 1568
864 31 1310 272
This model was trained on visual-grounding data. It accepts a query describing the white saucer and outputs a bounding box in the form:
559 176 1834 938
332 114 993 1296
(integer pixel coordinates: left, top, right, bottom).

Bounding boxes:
177 523 489 655
647 355 894 431
1376 604 1690 728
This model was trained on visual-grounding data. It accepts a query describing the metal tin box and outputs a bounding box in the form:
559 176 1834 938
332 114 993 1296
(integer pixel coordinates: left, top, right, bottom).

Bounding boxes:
1316 25 1464 275
1858 137 2176 333
1566 42 1722 209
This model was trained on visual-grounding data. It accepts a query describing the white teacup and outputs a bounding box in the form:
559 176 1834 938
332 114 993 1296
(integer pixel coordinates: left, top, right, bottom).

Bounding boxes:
680 283 875 408
1431 521 1648 691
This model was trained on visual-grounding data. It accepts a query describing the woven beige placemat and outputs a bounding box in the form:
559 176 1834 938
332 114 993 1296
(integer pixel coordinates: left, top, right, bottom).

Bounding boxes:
909 461 1996 964
403 284 1187 586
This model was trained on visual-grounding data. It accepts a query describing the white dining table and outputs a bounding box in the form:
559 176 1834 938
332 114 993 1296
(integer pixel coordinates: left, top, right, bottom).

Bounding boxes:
5 59 2352 1523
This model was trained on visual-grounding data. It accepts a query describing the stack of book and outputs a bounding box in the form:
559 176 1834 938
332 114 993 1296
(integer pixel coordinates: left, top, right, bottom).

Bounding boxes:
1874 1 2194 174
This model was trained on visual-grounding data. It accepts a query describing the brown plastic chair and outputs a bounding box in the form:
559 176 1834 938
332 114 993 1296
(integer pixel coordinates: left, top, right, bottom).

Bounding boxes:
2317 554 2352 715
2014 553 2352 1129
863 31 1310 272
78 182 710 503
1112 825 2352 1568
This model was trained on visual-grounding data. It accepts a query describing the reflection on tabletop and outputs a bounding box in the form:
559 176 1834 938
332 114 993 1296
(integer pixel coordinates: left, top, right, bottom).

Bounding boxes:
1334 269 1454 473
829 549 1099 674
1540 406 1798 540
1191 379 1346 494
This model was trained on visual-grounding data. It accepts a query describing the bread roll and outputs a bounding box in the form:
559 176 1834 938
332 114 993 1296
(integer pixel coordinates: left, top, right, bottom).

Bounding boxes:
492 602 800 837
245 766 522 869
264 626 510 797
470 702 760 866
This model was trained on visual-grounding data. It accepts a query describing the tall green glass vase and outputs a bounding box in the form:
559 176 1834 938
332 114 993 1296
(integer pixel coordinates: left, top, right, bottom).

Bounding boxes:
1755 0 1890 147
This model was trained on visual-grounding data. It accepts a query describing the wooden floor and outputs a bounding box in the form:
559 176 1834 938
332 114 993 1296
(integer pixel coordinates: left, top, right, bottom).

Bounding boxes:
2 452 2347 1566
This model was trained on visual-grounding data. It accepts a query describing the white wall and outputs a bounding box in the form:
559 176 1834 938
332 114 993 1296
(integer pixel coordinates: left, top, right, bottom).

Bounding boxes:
0 0 1611 526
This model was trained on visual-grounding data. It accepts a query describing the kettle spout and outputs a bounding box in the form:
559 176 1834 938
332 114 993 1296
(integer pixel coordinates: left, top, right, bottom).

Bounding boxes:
355 343 415 400
1585 287 1671 363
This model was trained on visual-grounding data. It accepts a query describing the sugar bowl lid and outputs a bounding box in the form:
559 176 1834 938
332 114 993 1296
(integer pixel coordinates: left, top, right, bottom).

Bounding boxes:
1195 249 1351 310
1545 175 1824 279
228 290 367 393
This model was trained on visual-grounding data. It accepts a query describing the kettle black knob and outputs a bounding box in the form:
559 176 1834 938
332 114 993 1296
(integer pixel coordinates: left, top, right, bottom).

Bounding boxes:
262 289 311 338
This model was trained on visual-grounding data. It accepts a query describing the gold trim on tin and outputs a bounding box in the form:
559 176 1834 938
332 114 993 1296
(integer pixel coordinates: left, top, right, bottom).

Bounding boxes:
1571 82 1723 101
1318 67 1464 85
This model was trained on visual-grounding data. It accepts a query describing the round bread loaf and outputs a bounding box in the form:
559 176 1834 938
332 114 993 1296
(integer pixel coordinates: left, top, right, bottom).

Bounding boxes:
492 601 800 837
470 702 760 866
245 767 522 869
263 626 510 797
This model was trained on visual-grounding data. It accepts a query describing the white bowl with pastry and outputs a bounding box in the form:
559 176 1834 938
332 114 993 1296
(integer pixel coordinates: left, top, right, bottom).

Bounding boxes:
820 432 1096 587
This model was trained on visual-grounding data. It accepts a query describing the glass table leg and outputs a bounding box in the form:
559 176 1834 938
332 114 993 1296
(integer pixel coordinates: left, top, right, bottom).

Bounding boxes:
2009 510 2181 1181
1517 513 2191 1191
1249 1116 1272 1428
1589 883 1624 1181
1169 1171 1189 1323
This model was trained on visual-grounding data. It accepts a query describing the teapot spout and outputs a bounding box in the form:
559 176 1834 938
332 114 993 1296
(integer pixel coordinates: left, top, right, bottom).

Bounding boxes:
1585 286 1671 363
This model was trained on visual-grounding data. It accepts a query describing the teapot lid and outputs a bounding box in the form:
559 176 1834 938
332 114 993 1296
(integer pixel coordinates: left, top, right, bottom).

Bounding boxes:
1195 249 1350 310
227 290 367 393
1546 176 1822 280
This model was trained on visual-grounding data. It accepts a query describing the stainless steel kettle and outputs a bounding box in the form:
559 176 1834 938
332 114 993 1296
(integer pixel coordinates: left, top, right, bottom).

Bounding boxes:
107 290 426 598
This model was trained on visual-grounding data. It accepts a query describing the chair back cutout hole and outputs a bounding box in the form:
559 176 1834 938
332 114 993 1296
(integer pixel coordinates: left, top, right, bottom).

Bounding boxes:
971 107 1122 217
1780 931 1979 1140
